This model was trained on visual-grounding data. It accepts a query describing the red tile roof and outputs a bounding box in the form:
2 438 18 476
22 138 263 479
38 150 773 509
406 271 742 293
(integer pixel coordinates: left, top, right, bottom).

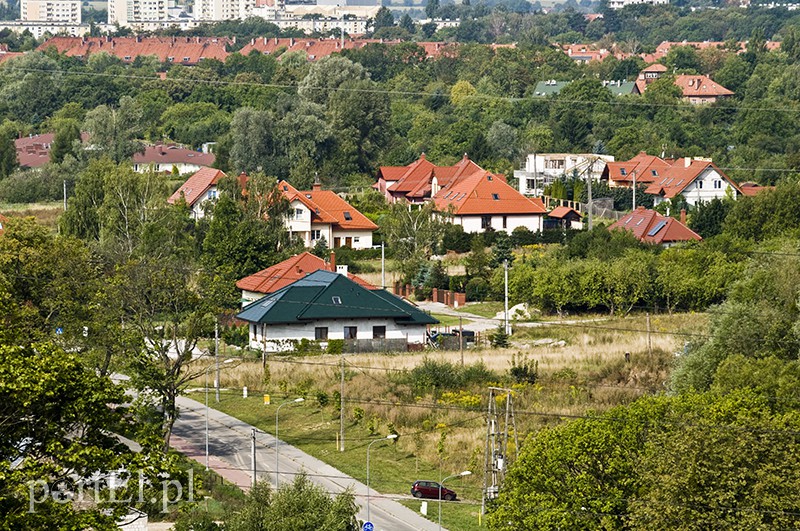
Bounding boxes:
433 170 547 216
0 50 24 64
674 74 733 98
238 37 455 61
548 206 582 219
236 251 375 294
168 167 226 206
643 159 741 198
278 181 378 231
609 207 701 245
38 36 231 65
604 152 673 186
379 153 491 202
134 143 216 167
15 132 90 168
739 182 774 197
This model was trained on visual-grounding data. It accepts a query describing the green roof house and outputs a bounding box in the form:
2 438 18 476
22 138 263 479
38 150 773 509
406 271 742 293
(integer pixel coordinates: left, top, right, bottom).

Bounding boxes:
237 270 438 352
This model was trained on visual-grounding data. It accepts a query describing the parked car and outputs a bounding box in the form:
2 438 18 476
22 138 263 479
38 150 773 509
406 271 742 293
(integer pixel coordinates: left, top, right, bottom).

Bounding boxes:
411 480 458 501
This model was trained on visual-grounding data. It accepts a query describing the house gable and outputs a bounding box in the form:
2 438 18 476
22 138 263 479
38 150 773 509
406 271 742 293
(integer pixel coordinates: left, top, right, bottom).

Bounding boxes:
609 207 701 245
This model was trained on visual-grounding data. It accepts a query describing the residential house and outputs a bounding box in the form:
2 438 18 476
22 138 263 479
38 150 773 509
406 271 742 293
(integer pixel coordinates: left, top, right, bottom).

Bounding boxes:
560 44 618 63
375 153 485 204
167 166 227 219
238 37 456 61
607 0 668 9
432 170 548 233
236 251 375 304
601 151 673 189
635 64 734 104
516 153 614 196
132 143 216 174
531 80 570 97
0 213 7 236
547 206 583 230
237 269 437 352
609 207 701 247
644 158 741 207
15 132 90 168
739 182 774 197
279 180 378 249
603 79 639 96
0 44 24 63
673 74 734 104
38 36 231 64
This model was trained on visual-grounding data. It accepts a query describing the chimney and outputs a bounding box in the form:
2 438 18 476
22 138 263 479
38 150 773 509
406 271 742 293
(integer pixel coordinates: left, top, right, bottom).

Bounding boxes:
680 209 686 224
336 265 348 276
684 157 692 168
296 265 302 274
312 172 321 191
329 251 336 272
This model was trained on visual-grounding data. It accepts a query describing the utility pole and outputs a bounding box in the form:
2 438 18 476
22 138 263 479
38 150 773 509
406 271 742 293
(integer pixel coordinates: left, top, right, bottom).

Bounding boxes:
339 353 345 452
251 429 257 487
459 316 464 366
63 180 67 211
587 169 593 230
646 312 652 356
633 171 637 210
215 320 220 403
503 260 510 335
482 387 518 520
381 241 385 289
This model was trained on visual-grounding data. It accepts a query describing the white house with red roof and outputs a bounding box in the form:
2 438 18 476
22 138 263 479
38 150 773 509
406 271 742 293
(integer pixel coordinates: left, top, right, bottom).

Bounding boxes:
133 143 215 174
433 170 548 233
516 153 614 196
644 158 741 207
167 167 227 219
15 132 90 169
602 151 674 189
279 180 378 249
375 153 487 204
609 207 701 248
635 64 734 104
236 251 375 305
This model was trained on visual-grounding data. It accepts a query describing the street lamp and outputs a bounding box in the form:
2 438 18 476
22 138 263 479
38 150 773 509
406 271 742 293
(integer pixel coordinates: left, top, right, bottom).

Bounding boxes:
275 397 304 487
439 470 471 531
366 434 398 524
206 358 234 470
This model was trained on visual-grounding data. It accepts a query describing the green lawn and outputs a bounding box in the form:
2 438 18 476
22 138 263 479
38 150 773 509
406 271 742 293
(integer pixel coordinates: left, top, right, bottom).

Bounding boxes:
455 302 505 319
209 392 485 529
431 313 473 327
399 499 485 530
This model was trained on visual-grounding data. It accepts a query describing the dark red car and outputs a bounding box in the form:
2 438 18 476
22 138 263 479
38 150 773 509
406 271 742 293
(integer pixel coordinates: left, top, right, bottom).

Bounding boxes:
411 480 458 501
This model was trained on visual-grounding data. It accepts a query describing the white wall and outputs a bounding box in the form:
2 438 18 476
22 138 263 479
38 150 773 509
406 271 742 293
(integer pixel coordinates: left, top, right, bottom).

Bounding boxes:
331 229 373 249
247 316 429 352
456 214 543 234
133 162 205 174
517 153 613 195
652 167 736 207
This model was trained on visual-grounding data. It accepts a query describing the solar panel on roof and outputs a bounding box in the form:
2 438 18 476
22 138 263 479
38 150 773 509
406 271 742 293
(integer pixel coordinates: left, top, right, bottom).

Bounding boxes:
647 220 667 236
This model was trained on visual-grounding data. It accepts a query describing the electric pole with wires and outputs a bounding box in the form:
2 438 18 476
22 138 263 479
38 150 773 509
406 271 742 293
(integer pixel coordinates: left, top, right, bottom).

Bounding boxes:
481 387 518 518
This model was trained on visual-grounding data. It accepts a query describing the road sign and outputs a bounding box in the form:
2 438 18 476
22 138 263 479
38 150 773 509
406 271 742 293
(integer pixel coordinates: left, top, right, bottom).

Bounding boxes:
56 327 63 335
363 522 374 531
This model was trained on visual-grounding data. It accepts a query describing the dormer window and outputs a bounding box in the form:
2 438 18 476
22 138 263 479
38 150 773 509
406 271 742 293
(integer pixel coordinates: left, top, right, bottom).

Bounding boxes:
183 57 190 62
168 56 174 61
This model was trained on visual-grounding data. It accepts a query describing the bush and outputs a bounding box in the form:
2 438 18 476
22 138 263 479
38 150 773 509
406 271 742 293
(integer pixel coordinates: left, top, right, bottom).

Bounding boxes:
222 323 249 348
449 275 467 292
510 226 537 247
509 352 538 384
441 224 472 253
490 325 510 348
327 339 344 354
466 277 491 301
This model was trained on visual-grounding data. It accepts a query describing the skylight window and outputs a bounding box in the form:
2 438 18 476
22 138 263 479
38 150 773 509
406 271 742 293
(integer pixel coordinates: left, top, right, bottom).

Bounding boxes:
651 170 658 177
620 168 627 176
647 220 667 237
332 296 342 305
492 193 500 200
343 211 352 220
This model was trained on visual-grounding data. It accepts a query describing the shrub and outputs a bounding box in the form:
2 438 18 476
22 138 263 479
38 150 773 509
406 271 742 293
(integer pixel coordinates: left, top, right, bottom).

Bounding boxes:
466 277 491 301
490 325 510 348
222 323 249 348
327 339 344 354
509 352 538 384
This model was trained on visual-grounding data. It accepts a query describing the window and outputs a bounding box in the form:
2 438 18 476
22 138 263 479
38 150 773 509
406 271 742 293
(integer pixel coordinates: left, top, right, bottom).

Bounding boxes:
492 193 500 200
311 229 321 241
344 326 357 339
332 296 342 305
209 190 217 199
373 326 386 339
353 237 360 243
481 216 492 230
713 180 722 189
343 211 352 220
183 57 190 62
294 208 303 220
698 181 703 189
167 56 174 62
315 327 328 340
503 215 507 229
620 168 627 176
651 170 658 177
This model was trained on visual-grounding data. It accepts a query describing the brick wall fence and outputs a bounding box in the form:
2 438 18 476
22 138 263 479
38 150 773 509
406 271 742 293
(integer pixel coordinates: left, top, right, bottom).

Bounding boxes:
393 282 466 308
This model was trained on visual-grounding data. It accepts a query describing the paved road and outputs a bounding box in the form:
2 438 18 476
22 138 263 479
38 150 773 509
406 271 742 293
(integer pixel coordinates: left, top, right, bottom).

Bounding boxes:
172 396 445 531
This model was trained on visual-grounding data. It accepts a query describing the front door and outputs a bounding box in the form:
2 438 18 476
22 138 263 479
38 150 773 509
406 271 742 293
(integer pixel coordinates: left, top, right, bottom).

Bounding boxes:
345 237 352 247
334 237 341 248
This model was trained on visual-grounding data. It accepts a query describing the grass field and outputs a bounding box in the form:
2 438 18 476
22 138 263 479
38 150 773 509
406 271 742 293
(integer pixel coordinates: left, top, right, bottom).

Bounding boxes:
0 202 63 230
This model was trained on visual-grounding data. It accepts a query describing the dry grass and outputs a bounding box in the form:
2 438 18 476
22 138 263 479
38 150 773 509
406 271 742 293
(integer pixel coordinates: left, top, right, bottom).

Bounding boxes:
0 204 63 231
195 312 698 500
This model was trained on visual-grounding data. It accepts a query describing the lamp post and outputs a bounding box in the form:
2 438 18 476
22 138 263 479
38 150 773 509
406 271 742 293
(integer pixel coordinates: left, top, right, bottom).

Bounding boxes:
439 470 471 531
275 397 304 487
206 358 234 470
366 434 398 524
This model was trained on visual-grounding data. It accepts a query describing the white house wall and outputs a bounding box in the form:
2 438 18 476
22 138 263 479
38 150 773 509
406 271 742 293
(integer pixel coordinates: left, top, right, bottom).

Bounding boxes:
653 167 737 207
456 214 543 233
331 229 373 249
247 317 429 352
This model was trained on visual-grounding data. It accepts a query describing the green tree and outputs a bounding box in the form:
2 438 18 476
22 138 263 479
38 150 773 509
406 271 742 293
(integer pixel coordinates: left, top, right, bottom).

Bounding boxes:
228 475 359 530
381 201 445 280
373 6 395 31
689 198 732 238
229 107 279 174
50 117 82 164
399 13 415 34
425 0 439 19
82 96 145 163
0 120 18 179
